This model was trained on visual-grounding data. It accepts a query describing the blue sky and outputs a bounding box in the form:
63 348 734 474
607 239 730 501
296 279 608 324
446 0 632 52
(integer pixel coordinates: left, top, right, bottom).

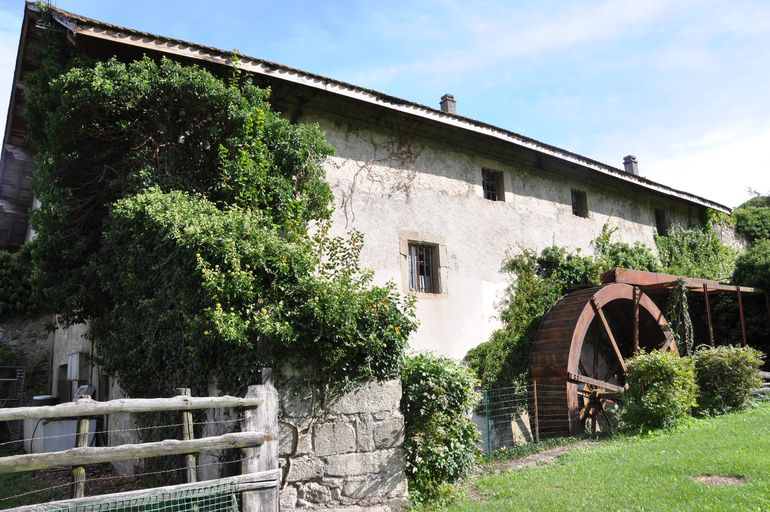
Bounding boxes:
1 0 769 207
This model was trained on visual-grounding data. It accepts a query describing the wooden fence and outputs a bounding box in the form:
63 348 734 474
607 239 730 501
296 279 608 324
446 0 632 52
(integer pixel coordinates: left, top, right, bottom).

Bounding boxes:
0 371 280 512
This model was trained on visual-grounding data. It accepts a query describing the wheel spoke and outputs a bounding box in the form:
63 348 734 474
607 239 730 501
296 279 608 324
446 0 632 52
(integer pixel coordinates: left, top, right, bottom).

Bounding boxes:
590 298 627 374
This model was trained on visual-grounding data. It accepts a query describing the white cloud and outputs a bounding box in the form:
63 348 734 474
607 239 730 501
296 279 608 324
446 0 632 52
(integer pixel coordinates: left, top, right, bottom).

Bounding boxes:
644 128 770 208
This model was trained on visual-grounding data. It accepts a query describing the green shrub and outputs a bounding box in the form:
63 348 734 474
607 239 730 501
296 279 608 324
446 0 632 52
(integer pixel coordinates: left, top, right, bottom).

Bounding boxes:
621 351 697 430
401 353 479 504
693 346 764 415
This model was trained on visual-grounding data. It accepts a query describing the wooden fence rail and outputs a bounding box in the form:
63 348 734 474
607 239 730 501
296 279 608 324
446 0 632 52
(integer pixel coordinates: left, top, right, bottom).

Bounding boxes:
0 375 279 511
0 395 262 421
0 431 264 473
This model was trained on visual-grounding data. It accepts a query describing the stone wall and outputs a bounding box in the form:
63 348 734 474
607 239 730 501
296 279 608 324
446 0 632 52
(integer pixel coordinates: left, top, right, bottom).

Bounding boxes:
278 379 408 511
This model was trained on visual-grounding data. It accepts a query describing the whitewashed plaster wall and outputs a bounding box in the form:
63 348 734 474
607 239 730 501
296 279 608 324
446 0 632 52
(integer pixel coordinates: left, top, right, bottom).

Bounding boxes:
312 115 699 360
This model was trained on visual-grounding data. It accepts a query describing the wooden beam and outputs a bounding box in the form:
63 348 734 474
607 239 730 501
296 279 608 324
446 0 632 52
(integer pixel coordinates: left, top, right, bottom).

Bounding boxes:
2 470 281 512
567 372 624 394
737 288 747 347
602 268 765 295
590 298 627 374
703 284 714 346
633 286 640 355
0 395 262 422
0 432 264 474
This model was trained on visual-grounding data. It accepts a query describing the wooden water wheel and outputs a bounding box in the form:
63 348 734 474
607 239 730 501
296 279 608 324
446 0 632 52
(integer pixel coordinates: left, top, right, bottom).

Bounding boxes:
529 283 677 436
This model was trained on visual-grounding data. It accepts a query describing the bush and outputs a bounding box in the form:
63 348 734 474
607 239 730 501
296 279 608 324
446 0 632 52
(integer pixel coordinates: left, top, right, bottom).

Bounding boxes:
693 346 764 415
400 353 480 504
621 351 697 430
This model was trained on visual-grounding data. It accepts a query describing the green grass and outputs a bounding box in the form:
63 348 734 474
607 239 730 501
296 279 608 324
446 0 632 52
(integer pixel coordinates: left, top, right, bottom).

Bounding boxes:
439 403 770 512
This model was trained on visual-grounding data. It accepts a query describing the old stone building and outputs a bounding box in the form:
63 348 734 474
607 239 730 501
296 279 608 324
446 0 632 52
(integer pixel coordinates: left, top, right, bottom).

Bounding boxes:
0 3 730 371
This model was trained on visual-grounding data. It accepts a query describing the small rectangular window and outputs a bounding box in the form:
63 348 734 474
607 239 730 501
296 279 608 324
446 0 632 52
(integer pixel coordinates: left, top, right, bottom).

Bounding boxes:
571 189 588 217
654 208 668 235
482 169 504 201
408 243 439 293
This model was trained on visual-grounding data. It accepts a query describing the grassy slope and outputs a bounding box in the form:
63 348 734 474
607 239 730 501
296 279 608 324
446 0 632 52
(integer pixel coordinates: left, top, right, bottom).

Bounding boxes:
445 403 770 512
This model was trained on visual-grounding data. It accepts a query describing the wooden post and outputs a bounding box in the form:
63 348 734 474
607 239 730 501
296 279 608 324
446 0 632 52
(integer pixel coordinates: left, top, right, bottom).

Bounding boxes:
72 416 89 498
532 380 539 443
176 388 197 484
241 369 279 512
737 288 747 347
632 286 640 355
703 284 714 346
765 292 770 327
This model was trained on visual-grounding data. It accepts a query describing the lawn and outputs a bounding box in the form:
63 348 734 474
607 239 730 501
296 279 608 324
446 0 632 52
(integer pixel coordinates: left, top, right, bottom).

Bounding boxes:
441 403 770 512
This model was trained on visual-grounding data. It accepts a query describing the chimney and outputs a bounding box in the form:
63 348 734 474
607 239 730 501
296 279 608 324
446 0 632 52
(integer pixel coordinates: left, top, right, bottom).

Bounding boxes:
623 155 639 175
440 94 456 114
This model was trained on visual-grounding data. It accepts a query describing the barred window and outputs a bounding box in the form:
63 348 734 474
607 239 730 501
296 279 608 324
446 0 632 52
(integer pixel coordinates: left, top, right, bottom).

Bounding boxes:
482 169 504 201
408 243 439 293
571 189 588 217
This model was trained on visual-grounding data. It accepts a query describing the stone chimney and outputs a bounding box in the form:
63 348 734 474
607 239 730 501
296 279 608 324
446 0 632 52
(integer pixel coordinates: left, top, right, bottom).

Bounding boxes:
440 94 456 114
623 155 639 175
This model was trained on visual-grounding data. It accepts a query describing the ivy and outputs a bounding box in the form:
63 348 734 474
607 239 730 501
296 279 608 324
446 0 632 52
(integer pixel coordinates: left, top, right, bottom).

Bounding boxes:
655 225 738 281
666 279 694 356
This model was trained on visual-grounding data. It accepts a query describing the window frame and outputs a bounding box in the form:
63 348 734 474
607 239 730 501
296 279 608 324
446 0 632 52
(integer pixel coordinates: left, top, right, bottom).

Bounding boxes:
571 188 589 218
407 242 440 294
399 231 447 298
482 168 505 202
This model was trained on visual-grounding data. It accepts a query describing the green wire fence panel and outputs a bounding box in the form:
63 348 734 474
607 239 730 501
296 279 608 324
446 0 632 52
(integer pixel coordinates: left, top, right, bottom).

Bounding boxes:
476 383 570 452
46 483 239 512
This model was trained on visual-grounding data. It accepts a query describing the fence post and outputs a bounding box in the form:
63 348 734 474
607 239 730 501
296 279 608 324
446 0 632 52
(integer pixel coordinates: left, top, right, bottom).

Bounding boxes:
483 390 491 452
241 368 279 512
176 388 197 483
72 415 90 498
532 380 540 443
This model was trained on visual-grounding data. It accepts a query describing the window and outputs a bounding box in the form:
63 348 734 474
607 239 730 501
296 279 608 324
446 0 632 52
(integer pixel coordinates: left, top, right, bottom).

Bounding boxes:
571 189 588 217
482 169 504 201
654 208 668 235
408 243 439 293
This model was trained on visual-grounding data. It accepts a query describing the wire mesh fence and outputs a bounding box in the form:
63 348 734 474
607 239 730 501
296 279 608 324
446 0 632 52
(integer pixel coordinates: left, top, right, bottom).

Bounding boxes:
43 482 240 512
475 382 570 452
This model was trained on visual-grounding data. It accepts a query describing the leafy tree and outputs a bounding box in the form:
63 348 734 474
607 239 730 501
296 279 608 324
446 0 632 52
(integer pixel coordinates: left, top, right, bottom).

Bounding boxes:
734 203 770 242
0 245 39 321
733 239 770 290
26 56 415 396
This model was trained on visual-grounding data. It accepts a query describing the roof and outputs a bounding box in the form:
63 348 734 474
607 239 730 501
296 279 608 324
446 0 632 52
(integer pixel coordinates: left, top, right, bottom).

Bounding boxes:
0 2 732 250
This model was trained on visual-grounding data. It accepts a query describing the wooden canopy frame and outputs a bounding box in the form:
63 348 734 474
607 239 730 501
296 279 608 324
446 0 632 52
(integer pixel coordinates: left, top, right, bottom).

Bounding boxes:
602 268 769 347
